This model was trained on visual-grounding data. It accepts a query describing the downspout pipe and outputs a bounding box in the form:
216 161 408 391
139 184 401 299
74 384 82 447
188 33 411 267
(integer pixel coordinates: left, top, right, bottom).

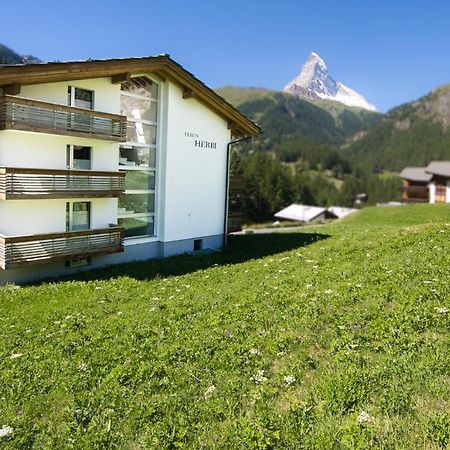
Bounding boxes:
223 136 251 247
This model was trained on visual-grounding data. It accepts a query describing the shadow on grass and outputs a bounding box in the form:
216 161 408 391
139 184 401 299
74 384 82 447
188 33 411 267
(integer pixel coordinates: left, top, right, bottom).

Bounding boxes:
52 231 329 284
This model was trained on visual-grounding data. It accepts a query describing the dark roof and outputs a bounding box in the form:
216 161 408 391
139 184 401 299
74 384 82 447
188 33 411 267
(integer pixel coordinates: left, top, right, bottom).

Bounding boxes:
426 161 450 178
399 167 432 182
0 55 260 137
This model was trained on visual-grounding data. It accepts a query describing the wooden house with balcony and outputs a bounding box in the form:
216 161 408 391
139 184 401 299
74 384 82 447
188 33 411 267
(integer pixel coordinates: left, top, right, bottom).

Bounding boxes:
400 162 450 204
399 167 432 203
0 56 259 283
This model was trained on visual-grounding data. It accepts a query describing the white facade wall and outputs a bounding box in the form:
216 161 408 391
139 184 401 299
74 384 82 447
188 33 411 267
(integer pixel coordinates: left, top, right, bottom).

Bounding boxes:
429 182 435 203
161 81 231 243
19 78 120 114
0 199 117 236
0 131 118 171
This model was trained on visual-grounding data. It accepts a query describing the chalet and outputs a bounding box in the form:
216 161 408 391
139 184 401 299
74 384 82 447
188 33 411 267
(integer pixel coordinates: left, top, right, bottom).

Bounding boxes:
0 55 260 283
400 162 450 203
399 167 432 202
427 161 450 203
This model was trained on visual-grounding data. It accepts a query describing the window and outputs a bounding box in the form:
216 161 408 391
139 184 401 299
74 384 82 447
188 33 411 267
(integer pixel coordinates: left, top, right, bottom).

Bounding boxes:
66 145 92 170
435 184 446 203
66 201 91 231
118 77 158 238
65 257 91 268
68 86 94 109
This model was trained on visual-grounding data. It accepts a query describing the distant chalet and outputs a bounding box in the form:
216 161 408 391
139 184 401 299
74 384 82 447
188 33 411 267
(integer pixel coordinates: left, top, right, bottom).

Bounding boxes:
400 161 450 203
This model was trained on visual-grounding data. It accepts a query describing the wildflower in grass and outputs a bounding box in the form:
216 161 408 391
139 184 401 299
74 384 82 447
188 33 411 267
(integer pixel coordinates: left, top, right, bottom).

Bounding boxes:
325 289 334 295
204 385 216 399
284 375 296 386
337 325 346 330
435 307 449 315
356 411 375 425
249 348 260 356
117 311 124 315
0 426 13 437
251 370 268 384
77 363 88 372
10 353 22 359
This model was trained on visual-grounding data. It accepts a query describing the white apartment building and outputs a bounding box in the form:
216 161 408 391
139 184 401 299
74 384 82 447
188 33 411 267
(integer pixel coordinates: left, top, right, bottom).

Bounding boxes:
0 56 260 283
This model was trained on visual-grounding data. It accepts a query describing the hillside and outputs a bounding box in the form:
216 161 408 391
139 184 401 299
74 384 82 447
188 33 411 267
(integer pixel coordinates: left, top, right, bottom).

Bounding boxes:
217 86 382 148
0 43 41 65
1 204 450 448
344 85 450 171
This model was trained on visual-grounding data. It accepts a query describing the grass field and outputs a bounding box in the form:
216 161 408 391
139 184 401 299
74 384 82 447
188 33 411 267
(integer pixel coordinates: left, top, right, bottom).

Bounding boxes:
1 204 450 449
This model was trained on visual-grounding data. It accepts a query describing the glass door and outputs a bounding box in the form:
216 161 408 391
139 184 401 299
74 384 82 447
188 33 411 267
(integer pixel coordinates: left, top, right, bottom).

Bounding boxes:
66 202 91 231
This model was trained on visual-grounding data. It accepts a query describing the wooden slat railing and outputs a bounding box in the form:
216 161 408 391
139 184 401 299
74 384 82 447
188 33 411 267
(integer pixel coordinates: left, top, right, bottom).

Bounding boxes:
0 227 124 269
0 167 125 199
401 185 429 202
0 95 127 141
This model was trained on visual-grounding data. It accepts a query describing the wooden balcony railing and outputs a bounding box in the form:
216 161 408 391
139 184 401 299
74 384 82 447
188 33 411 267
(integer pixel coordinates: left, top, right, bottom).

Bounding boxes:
0 95 127 141
0 167 126 199
401 185 429 202
0 227 124 269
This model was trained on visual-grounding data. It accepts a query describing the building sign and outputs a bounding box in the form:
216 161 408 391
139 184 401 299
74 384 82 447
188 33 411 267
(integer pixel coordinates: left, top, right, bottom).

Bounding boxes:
184 131 217 149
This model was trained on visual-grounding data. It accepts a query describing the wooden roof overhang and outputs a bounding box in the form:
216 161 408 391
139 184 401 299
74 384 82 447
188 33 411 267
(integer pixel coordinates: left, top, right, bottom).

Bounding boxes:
0 55 261 138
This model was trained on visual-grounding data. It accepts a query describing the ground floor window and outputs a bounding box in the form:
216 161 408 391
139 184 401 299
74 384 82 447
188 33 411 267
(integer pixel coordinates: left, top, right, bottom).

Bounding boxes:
435 184 446 203
65 257 91 268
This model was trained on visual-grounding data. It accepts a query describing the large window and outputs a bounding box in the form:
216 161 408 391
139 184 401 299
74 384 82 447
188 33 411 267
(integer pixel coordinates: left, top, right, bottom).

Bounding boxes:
66 145 92 170
68 87 94 109
66 201 91 231
118 77 158 238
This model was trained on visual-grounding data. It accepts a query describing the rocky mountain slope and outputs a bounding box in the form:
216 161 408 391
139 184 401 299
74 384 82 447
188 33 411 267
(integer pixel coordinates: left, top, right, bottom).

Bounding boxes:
284 52 377 111
217 86 381 150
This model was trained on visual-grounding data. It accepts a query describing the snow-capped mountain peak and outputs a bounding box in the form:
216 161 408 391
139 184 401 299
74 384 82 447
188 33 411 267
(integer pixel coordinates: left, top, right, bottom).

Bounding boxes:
283 52 377 111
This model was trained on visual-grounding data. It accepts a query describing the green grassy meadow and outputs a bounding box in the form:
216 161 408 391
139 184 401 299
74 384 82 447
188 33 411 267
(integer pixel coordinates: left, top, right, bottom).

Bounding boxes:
1 204 450 449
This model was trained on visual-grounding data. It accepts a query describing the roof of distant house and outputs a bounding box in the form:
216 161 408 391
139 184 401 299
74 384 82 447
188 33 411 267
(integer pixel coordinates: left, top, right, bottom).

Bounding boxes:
274 204 327 222
327 206 358 219
399 167 432 182
426 161 450 178
0 55 260 137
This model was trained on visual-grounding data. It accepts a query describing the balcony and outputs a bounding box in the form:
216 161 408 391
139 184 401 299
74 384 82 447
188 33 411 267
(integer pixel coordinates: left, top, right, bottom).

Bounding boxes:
0 95 127 141
0 167 126 199
0 227 124 269
401 185 429 202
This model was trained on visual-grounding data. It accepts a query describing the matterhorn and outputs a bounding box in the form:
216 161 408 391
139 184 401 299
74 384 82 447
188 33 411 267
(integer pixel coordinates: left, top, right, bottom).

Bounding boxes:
283 52 377 111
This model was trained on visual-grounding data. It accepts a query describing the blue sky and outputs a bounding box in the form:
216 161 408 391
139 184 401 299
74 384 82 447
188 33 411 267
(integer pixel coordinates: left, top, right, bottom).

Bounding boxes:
2 0 450 112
